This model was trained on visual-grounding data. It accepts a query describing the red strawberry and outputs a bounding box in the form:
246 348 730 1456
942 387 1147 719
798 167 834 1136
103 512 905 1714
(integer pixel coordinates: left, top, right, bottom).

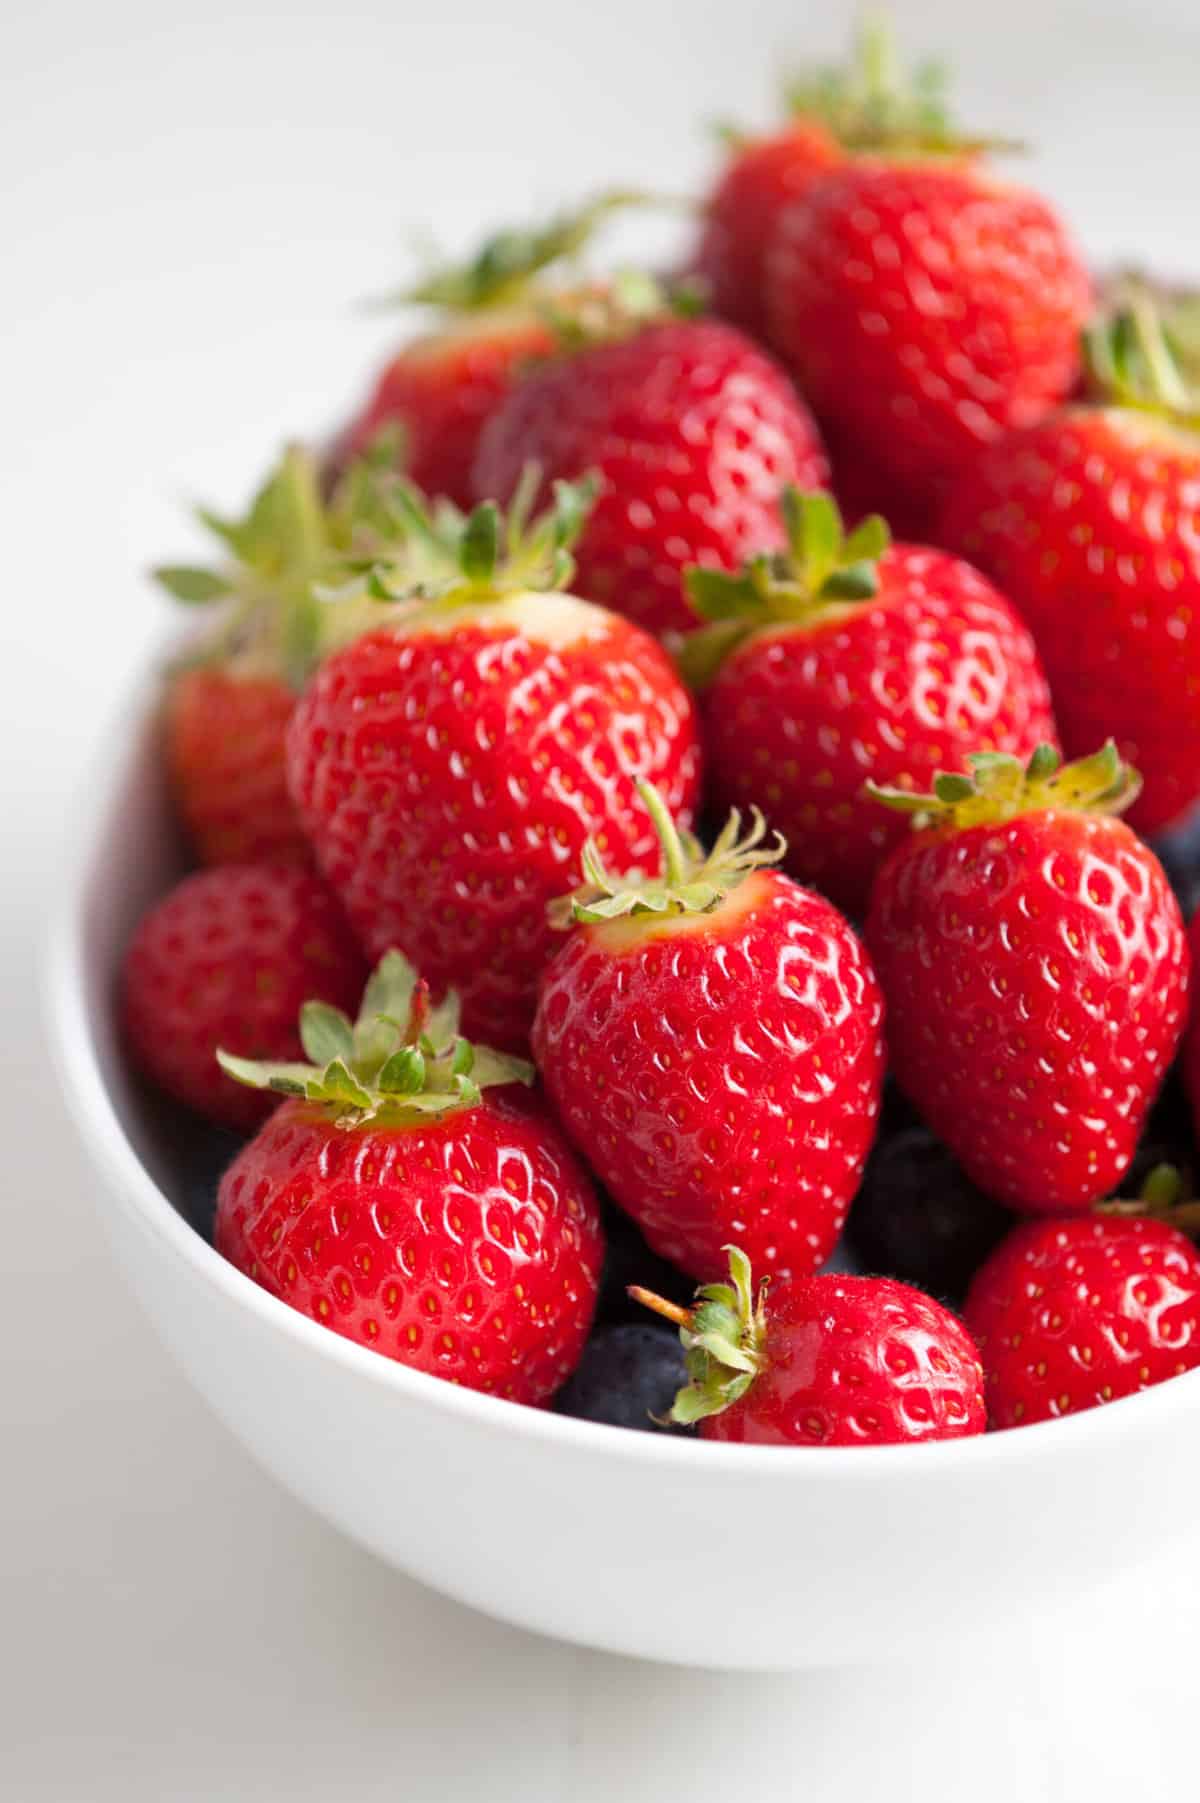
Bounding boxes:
155 445 404 866
766 157 1090 512
472 289 828 637
865 744 1190 1213
634 1247 985 1444
693 120 841 338
938 297 1200 836
121 863 367 1131
287 481 702 1053
331 193 642 506
532 787 884 1281
964 1208 1200 1429
681 488 1057 916
215 951 603 1403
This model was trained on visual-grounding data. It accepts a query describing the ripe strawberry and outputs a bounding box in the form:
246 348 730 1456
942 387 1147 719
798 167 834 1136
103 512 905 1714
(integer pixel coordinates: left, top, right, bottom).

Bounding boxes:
331 193 644 505
766 158 1090 512
938 297 1200 836
693 120 841 338
472 287 828 637
964 1206 1200 1429
865 743 1190 1213
634 1246 986 1443
215 952 603 1403
121 863 367 1132
287 481 702 1052
532 786 884 1281
681 488 1057 916
156 444 406 866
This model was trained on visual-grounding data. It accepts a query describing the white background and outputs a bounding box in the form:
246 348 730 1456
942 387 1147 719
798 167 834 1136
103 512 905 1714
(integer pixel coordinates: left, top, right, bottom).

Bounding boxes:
5 1 1200 1796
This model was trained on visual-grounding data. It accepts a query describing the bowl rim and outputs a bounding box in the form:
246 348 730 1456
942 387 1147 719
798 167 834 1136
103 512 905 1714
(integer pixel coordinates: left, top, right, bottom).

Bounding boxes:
43 652 1200 1483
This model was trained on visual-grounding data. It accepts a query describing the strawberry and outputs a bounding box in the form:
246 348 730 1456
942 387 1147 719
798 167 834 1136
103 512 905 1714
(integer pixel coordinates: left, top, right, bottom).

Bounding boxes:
634 1246 986 1443
865 744 1190 1213
287 480 702 1052
331 193 642 506
215 951 603 1403
472 284 828 637
938 296 1200 836
532 786 884 1281
766 156 1090 514
681 488 1057 916
155 444 407 866
121 863 367 1132
964 1200 1200 1429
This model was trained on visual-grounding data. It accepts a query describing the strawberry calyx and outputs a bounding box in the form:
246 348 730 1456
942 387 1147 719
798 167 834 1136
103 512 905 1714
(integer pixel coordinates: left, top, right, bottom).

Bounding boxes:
631 1245 767 1426
343 466 596 611
678 489 890 686
780 17 1013 156
218 950 532 1125
1097 1164 1200 1236
1083 286 1200 430
550 783 784 927
154 442 416 688
378 189 659 315
866 741 1141 832
537 267 703 353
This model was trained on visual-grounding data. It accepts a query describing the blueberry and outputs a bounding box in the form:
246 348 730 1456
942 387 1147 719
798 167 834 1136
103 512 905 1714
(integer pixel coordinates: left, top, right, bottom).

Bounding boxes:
1152 807 1200 921
594 1195 693 1325
845 1128 1012 1304
555 1323 691 1433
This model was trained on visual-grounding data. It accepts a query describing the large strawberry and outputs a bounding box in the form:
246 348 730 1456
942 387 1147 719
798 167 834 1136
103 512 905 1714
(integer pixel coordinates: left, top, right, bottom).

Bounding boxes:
865 744 1190 1213
287 481 702 1052
121 863 367 1131
216 951 603 1403
938 296 1200 836
532 786 884 1281
155 445 407 866
681 488 1057 916
472 283 828 636
331 192 640 506
766 153 1090 514
964 1198 1200 1429
634 1247 985 1444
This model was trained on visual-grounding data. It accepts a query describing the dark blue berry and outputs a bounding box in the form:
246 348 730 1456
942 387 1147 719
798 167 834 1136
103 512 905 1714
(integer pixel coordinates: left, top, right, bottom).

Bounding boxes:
555 1323 691 1433
845 1129 1012 1304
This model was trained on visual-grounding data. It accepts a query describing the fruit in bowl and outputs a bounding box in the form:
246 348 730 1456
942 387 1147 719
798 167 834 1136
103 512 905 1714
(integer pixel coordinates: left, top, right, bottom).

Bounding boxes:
44 17 1200 1669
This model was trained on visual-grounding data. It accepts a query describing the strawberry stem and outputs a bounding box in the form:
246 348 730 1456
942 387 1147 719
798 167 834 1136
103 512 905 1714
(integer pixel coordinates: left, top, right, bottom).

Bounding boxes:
627 1286 691 1328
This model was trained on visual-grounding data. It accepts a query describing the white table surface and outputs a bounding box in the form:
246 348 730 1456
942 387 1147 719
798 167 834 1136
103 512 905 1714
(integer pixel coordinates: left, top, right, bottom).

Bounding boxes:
5 1 1200 1795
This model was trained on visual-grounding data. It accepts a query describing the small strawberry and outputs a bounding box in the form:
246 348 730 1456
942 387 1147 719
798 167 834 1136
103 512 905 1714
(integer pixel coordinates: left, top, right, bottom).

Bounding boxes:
680 489 1057 916
287 480 702 1052
964 1184 1200 1429
472 280 828 636
634 1246 986 1443
532 786 884 1281
938 295 1200 836
215 951 603 1403
155 444 407 866
121 863 367 1132
865 743 1190 1213
331 192 642 506
766 147 1090 513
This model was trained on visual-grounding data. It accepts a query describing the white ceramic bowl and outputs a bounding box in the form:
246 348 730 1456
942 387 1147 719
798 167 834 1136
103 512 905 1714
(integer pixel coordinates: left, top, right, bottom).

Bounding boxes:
46 671 1200 1670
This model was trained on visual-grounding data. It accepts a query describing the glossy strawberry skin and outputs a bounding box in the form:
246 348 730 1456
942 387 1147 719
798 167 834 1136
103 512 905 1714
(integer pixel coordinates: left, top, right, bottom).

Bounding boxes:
166 666 309 867
287 597 702 1053
964 1216 1200 1428
866 813 1190 1212
472 319 829 637
121 864 368 1132
703 1274 986 1445
693 122 841 339
332 314 553 507
704 545 1058 915
216 1089 604 1404
766 160 1090 505
938 408 1200 836
532 869 885 1281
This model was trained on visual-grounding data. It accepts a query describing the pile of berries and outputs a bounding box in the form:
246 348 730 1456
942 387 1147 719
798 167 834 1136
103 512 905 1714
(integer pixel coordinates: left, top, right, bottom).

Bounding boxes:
121 24 1200 1448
